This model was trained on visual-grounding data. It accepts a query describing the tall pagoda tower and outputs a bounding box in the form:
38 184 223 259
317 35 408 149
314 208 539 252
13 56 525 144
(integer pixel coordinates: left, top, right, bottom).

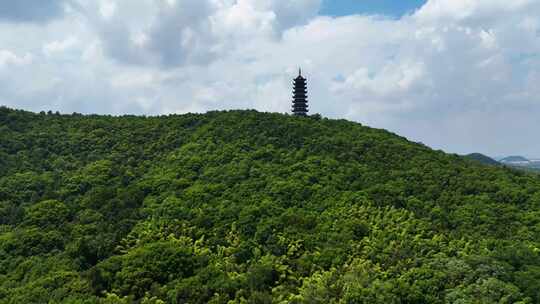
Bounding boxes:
292 68 308 116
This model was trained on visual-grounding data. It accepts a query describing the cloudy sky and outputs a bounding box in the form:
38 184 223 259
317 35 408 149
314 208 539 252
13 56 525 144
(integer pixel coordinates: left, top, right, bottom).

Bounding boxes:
1 0 539 157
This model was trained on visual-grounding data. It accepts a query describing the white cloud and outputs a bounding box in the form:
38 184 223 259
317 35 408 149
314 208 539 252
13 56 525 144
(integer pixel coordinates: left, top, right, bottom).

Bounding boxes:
414 0 534 22
99 0 117 19
211 0 277 39
0 50 32 67
111 71 156 88
43 37 79 56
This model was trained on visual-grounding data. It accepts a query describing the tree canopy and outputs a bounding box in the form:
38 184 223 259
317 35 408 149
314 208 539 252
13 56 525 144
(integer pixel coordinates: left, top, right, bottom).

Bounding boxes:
1 107 540 303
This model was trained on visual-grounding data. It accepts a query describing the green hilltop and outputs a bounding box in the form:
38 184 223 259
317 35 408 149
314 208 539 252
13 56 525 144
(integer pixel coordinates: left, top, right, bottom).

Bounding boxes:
464 153 499 166
1 107 540 303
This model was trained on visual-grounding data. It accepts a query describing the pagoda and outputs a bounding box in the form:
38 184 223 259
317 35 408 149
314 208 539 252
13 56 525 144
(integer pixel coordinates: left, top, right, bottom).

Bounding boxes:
292 68 308 116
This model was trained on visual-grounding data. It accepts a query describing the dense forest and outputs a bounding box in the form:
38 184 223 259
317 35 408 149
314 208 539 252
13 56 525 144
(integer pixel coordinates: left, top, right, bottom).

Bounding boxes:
1 106 540 303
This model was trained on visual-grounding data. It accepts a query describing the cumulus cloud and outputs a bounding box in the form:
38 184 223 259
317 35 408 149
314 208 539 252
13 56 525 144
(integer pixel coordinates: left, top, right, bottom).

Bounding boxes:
77 0 322 67
43 37 79 57
415 0 535 22
218 0 322 33
1 0 540 156
0 50 33 67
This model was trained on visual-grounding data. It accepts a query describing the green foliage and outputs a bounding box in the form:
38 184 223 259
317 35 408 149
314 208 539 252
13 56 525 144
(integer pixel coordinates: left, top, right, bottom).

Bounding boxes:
1 107 540 302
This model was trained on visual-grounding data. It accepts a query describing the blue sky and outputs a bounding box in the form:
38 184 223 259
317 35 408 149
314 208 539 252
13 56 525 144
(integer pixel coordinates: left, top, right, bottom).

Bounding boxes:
321 0 427 17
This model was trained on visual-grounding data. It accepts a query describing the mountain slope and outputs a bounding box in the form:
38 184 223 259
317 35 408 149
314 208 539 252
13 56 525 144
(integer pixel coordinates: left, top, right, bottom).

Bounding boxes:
1 107 540 303
464 153 499 166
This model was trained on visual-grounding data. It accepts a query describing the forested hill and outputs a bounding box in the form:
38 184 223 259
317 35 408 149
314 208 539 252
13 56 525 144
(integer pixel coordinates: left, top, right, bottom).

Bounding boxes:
2 106 540 303
464 153 500 166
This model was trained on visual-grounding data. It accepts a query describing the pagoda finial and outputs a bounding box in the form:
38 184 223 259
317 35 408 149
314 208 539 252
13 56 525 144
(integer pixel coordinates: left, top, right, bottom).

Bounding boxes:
299 67 302 76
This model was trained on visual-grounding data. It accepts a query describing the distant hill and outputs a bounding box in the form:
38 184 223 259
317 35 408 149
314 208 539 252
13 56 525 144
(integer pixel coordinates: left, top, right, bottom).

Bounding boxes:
464 153 499 165
500 155 530 163
1 106 540 303
499 155 540 172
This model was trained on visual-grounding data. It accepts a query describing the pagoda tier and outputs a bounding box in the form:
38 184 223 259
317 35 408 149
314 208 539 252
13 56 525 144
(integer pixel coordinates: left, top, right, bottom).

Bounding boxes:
292 69 309 116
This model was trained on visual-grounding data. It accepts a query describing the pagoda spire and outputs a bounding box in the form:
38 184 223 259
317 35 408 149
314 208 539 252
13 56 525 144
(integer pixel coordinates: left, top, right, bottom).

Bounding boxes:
292 68 308 116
